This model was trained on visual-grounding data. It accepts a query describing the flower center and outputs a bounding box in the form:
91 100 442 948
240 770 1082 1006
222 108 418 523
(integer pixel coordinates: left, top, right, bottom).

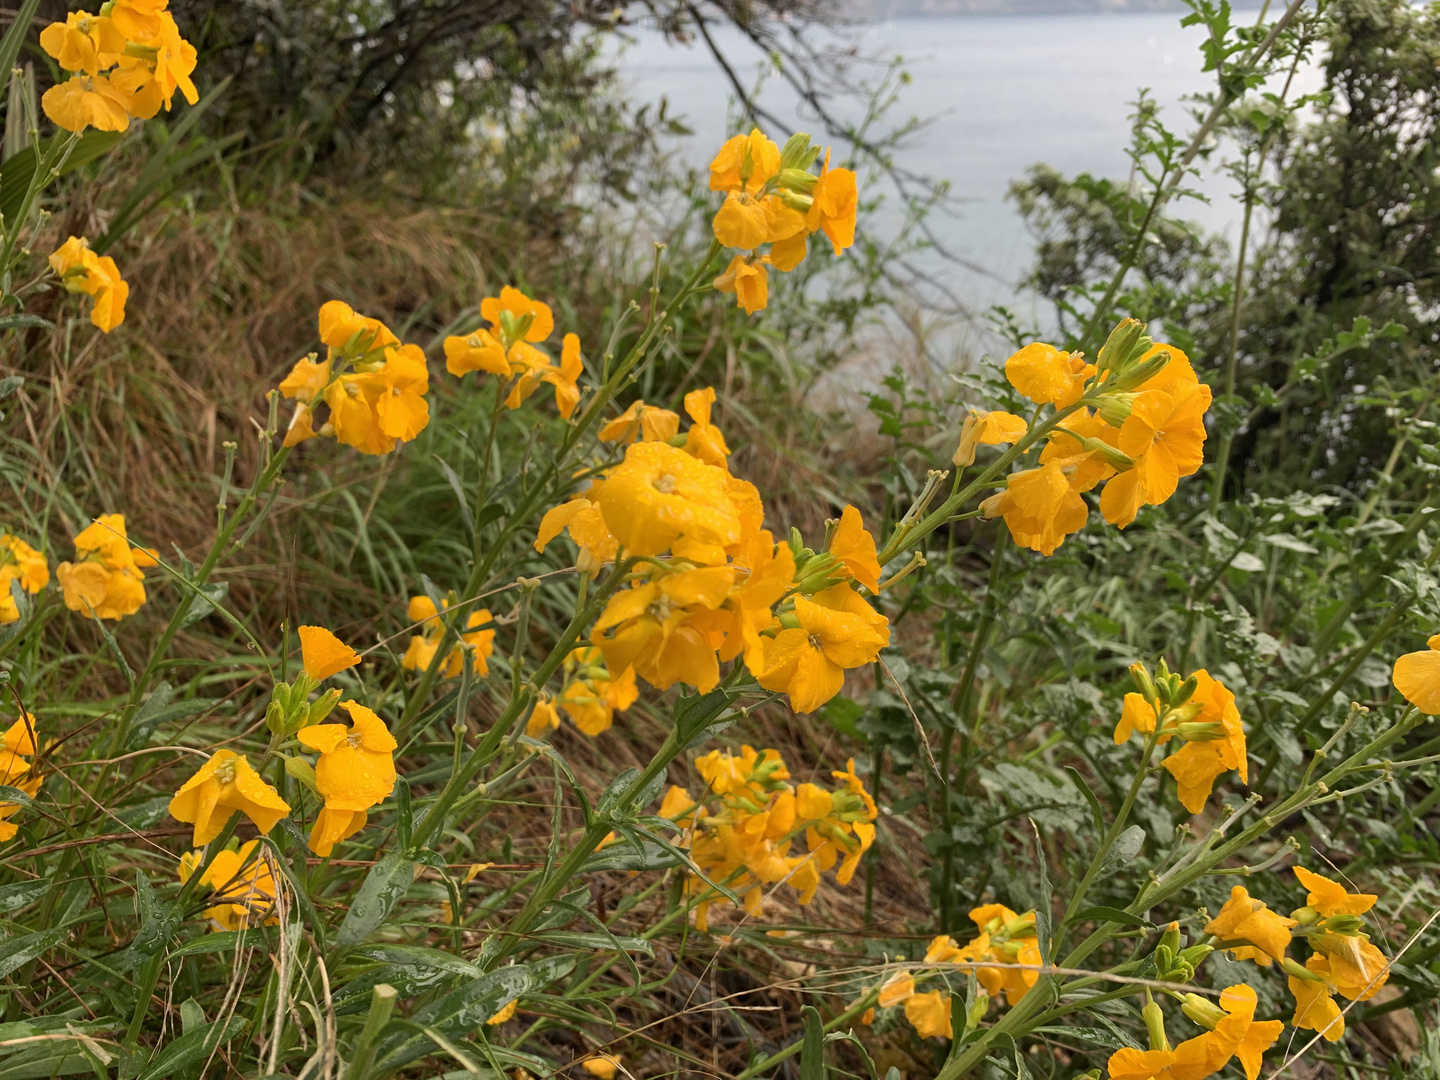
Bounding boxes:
214 759 236 785
652 473 678 494
347 731 363 748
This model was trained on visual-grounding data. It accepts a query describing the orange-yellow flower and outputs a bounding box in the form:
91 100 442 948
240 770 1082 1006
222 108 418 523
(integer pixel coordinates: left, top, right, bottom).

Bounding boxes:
42 73 132 133
580 1053 621 1080
1289 954 1345 1042
756 584 889 713
828 505 882 592
954 410 1028 467
482 285 554 343
169 749 291 846
40 11 125 75
318 301 399 355
1392 634 1440 714
598 400 680 444
373 344 431 441
1100 382 1212 529
0 535 49 624
526 696 561 739
181 840 278 931
904 990 952 1039
1106 1047 1177 1080
805 149 858 255
687 529 795 669
107 11 198 118
49 236 129 332
298 625 360 681
400 597 494 678
709 128 780 194
591 566 734 693
55 513 156 620
714 255 768 315
557 648 638 737
1005 342 1094 407
1294 866 1377 917
1204 885 1296 966
1165 984 1281 1080
596 441 741 564
297 701 398 857
1160 669 1247 814
683 388 730 468
535 486 619 573
980 461 1088 557
878 971 914 1007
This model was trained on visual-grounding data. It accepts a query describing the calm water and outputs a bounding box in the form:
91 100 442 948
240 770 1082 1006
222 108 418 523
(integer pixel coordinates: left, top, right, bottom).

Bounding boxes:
614 14 1324 321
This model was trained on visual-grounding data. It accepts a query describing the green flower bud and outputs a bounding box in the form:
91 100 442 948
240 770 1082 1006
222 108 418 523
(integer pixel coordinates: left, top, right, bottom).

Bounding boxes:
1176 720 1227 742
1281 956 1325 982
1320 914 1367 936
1172 674 1199 707
1141 1000 1170 1052
965 992 990 1032
1158 922 1183 958
306 688 342 727
264 699 287 735
1291 906 1321 926
1096 392 1136 428
1095 318 1149 377
1178 943 1214 968
1180 993 1224 1030
1130 663 1157 703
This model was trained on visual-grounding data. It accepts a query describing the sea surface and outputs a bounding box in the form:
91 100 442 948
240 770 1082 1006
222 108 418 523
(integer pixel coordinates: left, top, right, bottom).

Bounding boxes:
612 13 1324 326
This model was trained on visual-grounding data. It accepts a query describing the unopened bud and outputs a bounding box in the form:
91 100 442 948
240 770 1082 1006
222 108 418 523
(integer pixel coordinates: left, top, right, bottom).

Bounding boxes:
1178 943 1214 968
1291 906 1321 926
1176 720 1227 742
778 188 814 213
1096 392 1136 428
777 611 802 631
1109 349 1172 393
1180 994 1225 1030
1130 663 1157 702
1096 318 1148 377
306 688 342 727
979 492 1005 520
1173 674 1199 707
1141 1000 1170 1052
1158 921 1182 957
264 699 287 735
1321 914 1367 936
777 166 818 193
1001 915 1036 939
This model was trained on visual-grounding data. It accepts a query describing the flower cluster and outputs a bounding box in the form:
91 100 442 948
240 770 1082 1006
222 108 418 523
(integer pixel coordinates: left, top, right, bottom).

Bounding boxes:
279 302 430 455
1115 661 1247 814
40 0 197 133
401 595 495 678
1106 983 1282 1080
444 287 583 418
875 904 1042 1040
169 626 399 864
55 513 157 621
178 840 279 932
554 646 638 737
974 321 1212 555
1206 868 1389 1045
655 747 877 931
0 714 41 841
708 129 858 315
537 389 889 714
49 236 129 333
0 534 48 624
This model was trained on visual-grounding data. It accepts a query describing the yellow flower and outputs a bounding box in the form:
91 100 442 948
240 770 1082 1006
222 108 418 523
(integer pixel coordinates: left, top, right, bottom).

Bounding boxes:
596 441 741 564
979 461 1088 557
1164 984 1281 1080
1160 670 1246 815
1204 885 1296 966
828 505 882 593
40 12 125 75
688 529 795 669
443 328 509 378
709 128 780 194
483 285 554 343
55 513 156 620
373 344 430 441
1004 342 1094 407
755 584 889 713
591 566 734 693
535 485 619 573
558 649 638 737
953 410 1028 467
878 971 914 1007
955 904 1040 1007
109 0 169 42
682 388 730 469
298 625 360 681
713 254 768 315
1289 954 1345 1042
805 150 858 255
713 192 774 250
48 236 129 332
297 701 398 857
1105 1047 1176 1080
0 716 40 842
1392 634 1440 713
0 774 42 842
598 400 680 444
0 535 49 624
580 1053 621 1080
1099 382 1212 529
546 333 584 420
400 596 494 678
526 696 561 739
169 749 291 846
1310 931 1389 1000
1113 692 1159 744
904 991 953 1039
1294 865 1377 917
486 1000 517 1026
42 73 132 133
318 300 399 354
186 840 278 931
107 12 198 118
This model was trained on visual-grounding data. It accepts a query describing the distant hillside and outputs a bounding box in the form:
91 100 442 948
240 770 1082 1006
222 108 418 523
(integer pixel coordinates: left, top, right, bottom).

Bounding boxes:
842 0 1262 13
